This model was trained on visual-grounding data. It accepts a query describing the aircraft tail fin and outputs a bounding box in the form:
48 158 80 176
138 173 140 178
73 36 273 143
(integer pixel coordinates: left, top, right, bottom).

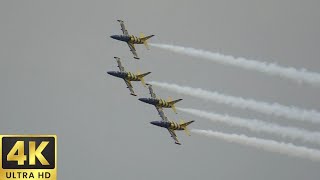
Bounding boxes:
180 120 195 136
168 98 183 104
137 72 151 87
168 98 182 114
140 33 154 50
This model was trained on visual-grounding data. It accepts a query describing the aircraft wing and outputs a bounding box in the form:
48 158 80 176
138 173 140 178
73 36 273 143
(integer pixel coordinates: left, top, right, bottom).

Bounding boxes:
117 20 128 35
156 106 168 122
147 84 156 98
124 79 136 96
127 42 139 59
167 129 181 145
114 57 125 72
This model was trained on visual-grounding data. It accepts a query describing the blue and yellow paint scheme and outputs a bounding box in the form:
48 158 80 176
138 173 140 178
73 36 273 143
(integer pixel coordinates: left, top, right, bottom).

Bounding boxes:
139 83 194 144
138 84 182 115
110 20 154 59
138 97 182 113
151 119 195 145
107 57 151 96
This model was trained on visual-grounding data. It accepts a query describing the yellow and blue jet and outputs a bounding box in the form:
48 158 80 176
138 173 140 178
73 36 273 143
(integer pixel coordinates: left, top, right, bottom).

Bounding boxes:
150 112 194 145
139 84 182 116
107 57 151 96
110 20 154 60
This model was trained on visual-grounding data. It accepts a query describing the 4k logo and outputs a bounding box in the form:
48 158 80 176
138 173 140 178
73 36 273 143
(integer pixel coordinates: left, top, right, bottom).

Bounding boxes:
7 140 49 166
0 135 57 180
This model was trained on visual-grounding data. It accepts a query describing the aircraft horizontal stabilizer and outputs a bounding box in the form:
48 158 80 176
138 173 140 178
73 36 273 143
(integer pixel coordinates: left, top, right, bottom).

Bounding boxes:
140 33 154 50
169 99 183 104
181 120 195 136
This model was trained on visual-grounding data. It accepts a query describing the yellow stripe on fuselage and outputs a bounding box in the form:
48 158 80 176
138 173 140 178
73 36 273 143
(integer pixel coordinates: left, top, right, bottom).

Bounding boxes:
126 72 139 81
129 35 142 44
157 99 170 107
170 121 181 130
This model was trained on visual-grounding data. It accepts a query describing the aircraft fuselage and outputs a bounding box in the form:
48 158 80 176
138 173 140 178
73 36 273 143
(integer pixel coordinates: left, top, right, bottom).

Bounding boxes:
110 35 144 44
138 98 172 108
107 71 141 81
150 121 184 131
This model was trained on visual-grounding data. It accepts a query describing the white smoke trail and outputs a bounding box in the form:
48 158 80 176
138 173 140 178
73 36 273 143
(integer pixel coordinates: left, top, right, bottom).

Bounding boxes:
150 43 320 86
192 129 320 162
179 107 320 145
149 81 320 124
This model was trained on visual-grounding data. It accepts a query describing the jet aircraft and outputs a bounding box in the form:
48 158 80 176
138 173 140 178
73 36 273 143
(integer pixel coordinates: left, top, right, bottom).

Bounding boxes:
110 20 154 59
138 84 182 116
107 57 151 96
150 113 194 145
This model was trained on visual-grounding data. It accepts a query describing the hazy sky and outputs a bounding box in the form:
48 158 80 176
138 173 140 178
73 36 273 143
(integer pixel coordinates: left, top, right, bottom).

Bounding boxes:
1 0 319 179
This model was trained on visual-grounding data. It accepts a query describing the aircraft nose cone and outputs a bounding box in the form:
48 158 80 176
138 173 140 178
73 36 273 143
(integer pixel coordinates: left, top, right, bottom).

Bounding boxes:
150 121 162 127
138 98 148 103
107 71 116 76
108 71 126 78
110 35 122 40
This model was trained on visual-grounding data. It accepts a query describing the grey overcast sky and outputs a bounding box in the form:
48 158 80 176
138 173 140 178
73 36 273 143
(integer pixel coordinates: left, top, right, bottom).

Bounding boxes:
1 0 320 179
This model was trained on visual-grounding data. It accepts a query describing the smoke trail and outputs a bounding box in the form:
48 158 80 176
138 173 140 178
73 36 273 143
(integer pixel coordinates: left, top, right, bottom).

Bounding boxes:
149 81 320 124
150 43 320 86
179 107 320 145
192 129 320 162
